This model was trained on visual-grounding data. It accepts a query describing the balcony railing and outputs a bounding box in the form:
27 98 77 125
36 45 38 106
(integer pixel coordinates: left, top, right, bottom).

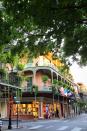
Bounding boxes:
24 62 59 72
39 86 52 92
0 74 21 87
22 85 52 92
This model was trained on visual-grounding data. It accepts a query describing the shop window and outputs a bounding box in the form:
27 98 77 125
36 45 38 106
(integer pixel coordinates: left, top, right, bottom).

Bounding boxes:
13 103 39 117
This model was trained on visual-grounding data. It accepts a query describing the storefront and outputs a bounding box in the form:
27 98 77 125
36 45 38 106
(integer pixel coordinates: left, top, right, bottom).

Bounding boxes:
12 100 61 119
10 92 69 120
12 101 39 119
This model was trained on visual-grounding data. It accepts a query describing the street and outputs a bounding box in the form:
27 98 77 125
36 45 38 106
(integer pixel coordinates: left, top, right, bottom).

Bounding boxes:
5 113 87 131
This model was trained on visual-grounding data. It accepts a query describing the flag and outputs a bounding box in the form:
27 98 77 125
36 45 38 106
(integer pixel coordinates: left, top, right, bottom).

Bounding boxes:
67 91 73 97
64 89 68 96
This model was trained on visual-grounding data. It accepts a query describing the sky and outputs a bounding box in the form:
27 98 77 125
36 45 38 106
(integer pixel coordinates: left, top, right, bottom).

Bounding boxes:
70 62 87 86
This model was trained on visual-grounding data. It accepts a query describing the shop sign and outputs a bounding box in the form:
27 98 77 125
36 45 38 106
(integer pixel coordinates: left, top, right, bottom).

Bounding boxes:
42 87 52 92
14 97 20 104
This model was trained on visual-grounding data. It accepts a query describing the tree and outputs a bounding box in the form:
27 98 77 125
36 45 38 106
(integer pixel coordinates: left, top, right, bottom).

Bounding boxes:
1 0 87 65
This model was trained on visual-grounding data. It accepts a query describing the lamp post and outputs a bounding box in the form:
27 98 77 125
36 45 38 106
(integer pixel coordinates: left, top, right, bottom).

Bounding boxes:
13 67 20 128
8 69 13 130
14 96 20 128
8 68 18 129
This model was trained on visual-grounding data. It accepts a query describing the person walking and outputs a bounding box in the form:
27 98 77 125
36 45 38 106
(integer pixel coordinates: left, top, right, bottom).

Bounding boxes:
56 108 59 118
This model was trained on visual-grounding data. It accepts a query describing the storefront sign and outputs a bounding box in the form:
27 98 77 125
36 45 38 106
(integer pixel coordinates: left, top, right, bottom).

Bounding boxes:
42 87 52 92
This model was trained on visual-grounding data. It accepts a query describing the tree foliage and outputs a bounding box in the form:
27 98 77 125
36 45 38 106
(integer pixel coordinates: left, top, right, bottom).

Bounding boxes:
1 0 87 65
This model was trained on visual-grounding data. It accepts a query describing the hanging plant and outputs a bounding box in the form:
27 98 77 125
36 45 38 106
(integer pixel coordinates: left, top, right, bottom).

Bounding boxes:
70 88 75 93
42 75 48 83
52 86 56 94
0 68 6 75
52 79 59 93
17 64 24 71
58 81 63 87
53 79 58 85
64 84 69 89
62 83 66 88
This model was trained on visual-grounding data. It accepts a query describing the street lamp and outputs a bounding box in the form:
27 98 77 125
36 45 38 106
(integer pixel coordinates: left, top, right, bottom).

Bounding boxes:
8 68 18 129
8 70 13 130
14 96 20 128
13 67 20 128
8 66 21 129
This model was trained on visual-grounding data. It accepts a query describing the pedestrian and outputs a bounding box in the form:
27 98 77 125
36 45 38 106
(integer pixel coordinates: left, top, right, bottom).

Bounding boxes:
56 108 59 118
52 110 55 118
48 112 50 119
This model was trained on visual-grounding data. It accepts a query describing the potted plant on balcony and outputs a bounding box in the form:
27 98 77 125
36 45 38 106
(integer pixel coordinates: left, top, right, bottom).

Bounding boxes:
16 64 24 71
57 80 62 86
70 87 75 93
42 75 48 87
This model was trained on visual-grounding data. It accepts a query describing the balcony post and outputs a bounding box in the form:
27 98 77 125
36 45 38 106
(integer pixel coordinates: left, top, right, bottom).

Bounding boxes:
33 70 36 85
57 75 58 81
39 98 43 119
51 71 53 84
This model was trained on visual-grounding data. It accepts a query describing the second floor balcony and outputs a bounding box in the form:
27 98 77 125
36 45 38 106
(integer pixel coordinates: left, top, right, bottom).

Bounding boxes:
24 61 59 73
22 85 52 93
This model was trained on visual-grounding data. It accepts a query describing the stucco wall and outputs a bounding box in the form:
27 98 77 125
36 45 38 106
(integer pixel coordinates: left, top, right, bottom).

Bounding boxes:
35 71 51 90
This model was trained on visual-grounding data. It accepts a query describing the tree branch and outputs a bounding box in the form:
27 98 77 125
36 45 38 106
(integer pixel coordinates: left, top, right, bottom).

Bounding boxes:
51 3 87 10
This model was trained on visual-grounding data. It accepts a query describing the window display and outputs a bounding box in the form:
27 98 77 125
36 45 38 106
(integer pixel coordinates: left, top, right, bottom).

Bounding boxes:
12 102 39 118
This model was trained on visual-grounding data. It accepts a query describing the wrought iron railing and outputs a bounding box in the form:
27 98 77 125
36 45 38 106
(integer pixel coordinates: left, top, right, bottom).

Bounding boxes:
24 62 59 72
0 73 21 87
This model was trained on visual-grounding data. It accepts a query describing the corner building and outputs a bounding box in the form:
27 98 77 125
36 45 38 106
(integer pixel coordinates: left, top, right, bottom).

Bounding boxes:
10 53 79 119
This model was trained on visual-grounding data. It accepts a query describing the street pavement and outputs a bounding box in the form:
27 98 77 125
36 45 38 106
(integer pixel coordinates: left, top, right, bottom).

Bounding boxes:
3 113 87 131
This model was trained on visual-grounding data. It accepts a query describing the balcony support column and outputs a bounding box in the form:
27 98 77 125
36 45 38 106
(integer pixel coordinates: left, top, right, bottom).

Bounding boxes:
57 75 58 81
51 71 53 84
33 70 36 85
39 98 43 119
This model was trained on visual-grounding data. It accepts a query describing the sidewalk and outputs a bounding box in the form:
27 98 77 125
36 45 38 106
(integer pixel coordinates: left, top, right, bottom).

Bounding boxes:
2 125 23 130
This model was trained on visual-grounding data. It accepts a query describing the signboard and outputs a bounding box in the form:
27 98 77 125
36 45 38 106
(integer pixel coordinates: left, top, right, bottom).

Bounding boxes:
42 87 52 92
14 97 20 104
